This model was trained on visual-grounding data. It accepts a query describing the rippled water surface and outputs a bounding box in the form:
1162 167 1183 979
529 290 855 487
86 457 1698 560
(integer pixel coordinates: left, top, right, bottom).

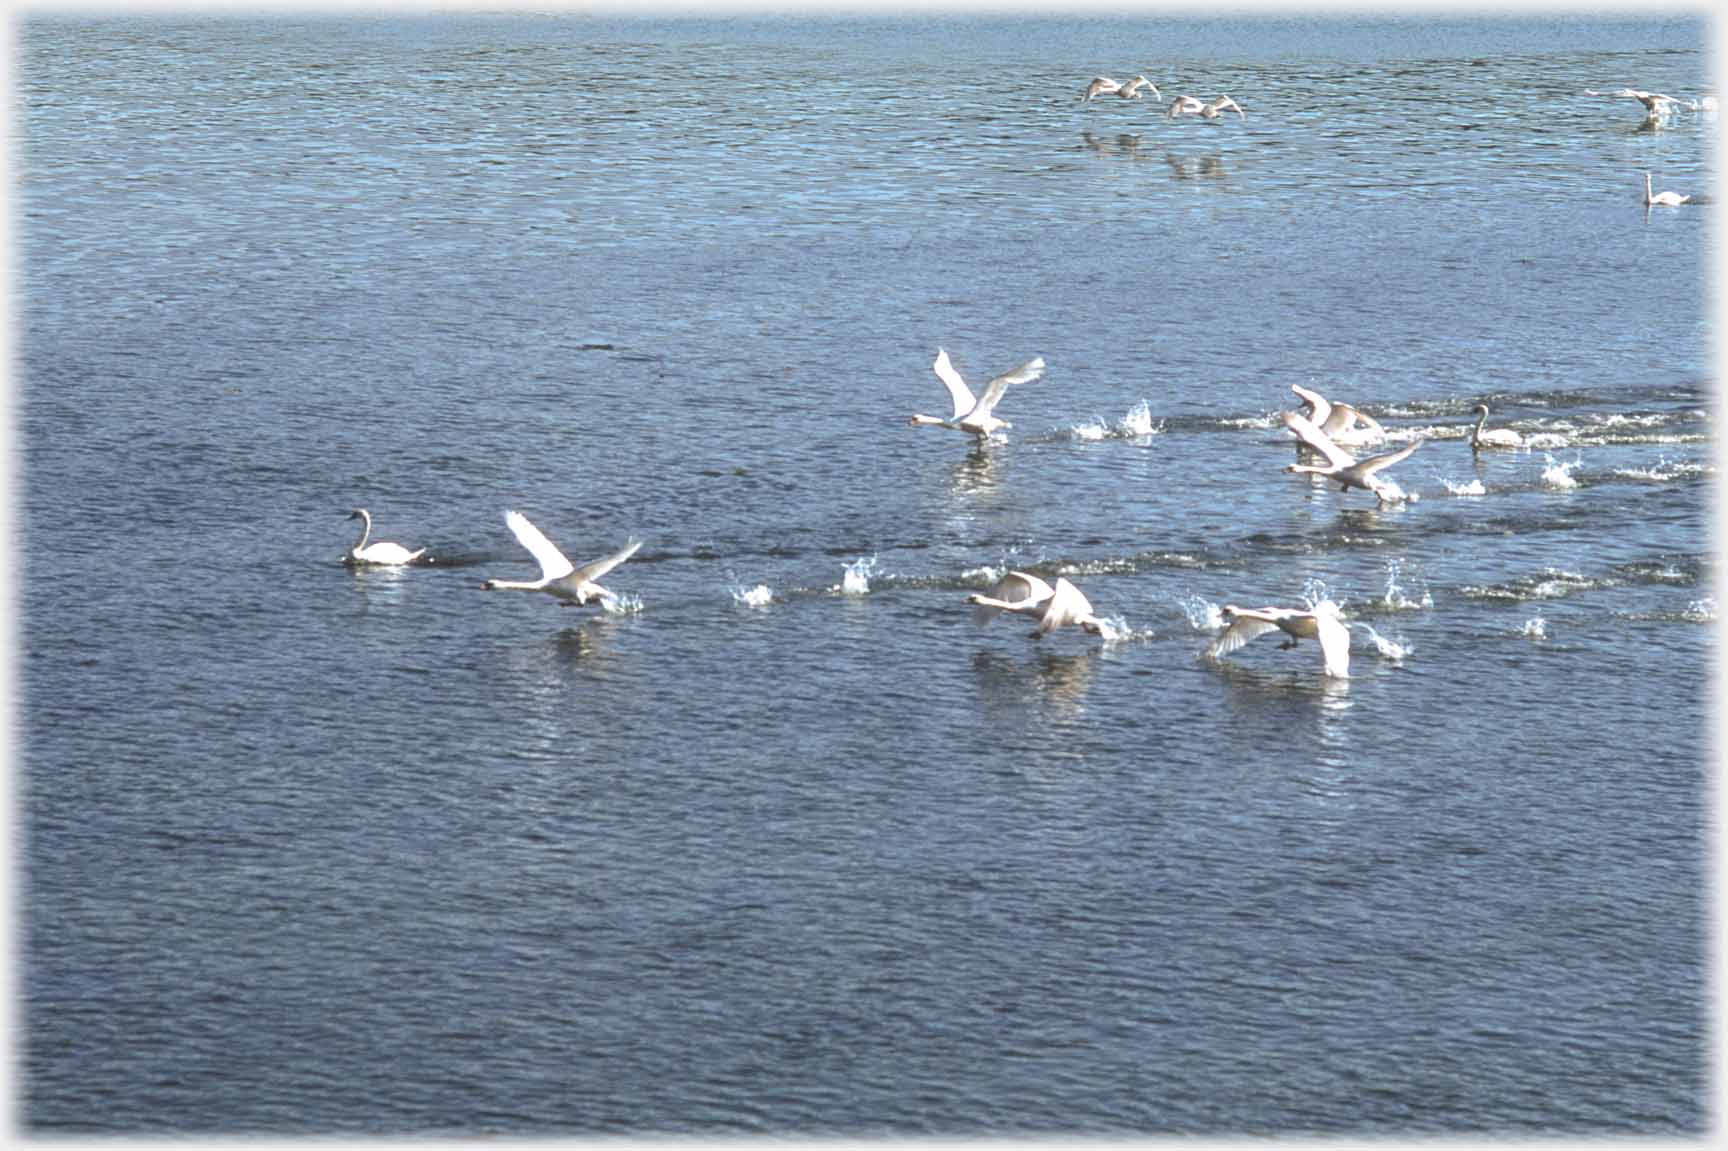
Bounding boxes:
20 13 1713 1136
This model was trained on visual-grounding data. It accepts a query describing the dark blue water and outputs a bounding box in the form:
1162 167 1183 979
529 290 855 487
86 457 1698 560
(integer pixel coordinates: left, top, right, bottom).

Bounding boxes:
19 13 1712 1135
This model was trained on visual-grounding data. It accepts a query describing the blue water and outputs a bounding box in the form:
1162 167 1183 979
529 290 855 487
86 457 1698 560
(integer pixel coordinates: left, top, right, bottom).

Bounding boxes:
19 13 1712 1136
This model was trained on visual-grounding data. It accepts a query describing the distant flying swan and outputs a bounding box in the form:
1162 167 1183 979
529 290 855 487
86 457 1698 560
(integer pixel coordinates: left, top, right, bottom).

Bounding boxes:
911 349 1046 439
345 508 426 566
1168 94 1244 120
1470 404 1525 450
482 510 642 606
969 575 1115 638
1283 411 1422 503
1207 602 1350 678
1588 87 1685 120
1083 74 1159 101
1643 171 1696 207
1290 382 1386 447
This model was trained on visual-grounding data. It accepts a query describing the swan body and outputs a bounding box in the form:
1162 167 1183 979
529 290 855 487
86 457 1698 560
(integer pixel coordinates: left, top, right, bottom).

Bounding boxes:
345 508 426 566
1283 411 1422 503
1168 94 1243 120
911 349 1046 439
1589 87 1685 119
1643 171 1693 207
1207 602 1350 678
482 510 641 606
1470 404 1525 450
1290 382 1386 447
968 575 1114 638
1083 74 1158 101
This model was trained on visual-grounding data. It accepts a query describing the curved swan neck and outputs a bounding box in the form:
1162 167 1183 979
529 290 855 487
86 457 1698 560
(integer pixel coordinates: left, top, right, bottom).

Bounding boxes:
351 510 372 553
1472 407 1488 441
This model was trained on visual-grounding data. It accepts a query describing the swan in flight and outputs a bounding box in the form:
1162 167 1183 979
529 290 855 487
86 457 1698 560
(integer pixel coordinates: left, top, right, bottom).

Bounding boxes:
1083 74 1159 101
1588 88 1685 120
1643 171 1698 207
1283 411 1422 503
1470 403 1525 450
1207 602 1350 678
1168 94 1244 120
344 508 426 566
482 510 642 606
969 574 1115 638
911 349 1046 439
1290 382 1385 447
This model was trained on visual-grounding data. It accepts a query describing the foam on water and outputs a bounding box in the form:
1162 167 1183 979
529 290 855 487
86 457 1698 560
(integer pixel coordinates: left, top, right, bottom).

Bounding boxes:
1540 452 1582 489
840 554 878 595
731 583 773 608
601 592 644 615
1442 476 1487 496
1521 615 1548 639
1685 596 1716 623
1066 400 1163 441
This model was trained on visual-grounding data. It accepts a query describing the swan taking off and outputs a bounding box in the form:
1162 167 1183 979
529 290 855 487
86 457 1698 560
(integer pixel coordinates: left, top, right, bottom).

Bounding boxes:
1283 411 1422 503
1168 94 1244 120
969 574 1115 638
1470 403 1525 450
1290 382 1386 447
1588 87 1685 120
911 349 1046 439
1643 171 1697 207
1083 74 1159 101
344 508 426 566
481 510 642 606
1207 602 1351 678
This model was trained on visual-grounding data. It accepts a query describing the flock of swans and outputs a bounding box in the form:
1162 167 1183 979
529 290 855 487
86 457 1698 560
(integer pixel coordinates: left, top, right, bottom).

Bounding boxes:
345 345 1546 683
342 68 1708 684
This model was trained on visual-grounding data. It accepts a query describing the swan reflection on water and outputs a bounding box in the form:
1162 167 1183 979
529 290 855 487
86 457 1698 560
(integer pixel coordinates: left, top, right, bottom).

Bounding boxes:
1163 152 1228 181
971 647 1100 718
1080 130 1146 159
946 440 1006 497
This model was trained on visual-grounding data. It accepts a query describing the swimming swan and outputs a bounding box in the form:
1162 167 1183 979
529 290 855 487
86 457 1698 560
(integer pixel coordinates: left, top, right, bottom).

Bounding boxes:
1083 74 1159 101
481 510 642 606
968 575 1115 638
1643 171 1696 207
1470 403 1525 450
911 349 1046 439
1207 602 1350 678
344 508 426 566
1283 411 1422 503
1168 94 1244 120
1290 382 1386 447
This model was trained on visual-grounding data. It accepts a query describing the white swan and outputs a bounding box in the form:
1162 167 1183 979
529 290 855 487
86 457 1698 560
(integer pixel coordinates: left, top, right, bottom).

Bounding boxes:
1470 403 1525 450
1083 74 1158 101
481 510 641 606
1643 171 1695 207
968 575 1115 638
1168 94 1243 120
344 508 426 566
911 349 1046 439
1283 411 1422 503
1588 87 1685 120
1207 602 1350 678
1290 382 1386 447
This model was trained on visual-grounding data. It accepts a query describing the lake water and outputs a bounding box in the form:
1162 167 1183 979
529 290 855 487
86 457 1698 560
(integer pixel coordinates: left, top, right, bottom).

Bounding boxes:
18 12 1714 1136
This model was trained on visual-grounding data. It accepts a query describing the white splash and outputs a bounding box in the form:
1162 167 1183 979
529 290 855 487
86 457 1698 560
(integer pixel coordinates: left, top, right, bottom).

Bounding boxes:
962 564 1005 585
1121 400 1161 437
600 592 644 615
841 555 877 595
1095 616 1132 643
1540 453 1581 489
1177 594 1225 631
1070 417 1110 441
730 584 773 608
1382 558 1433 611
1442 477 1487 496
1520 616 1547 639
1522 432 1572 450
1684 597 1717 623
1356 622 1410 661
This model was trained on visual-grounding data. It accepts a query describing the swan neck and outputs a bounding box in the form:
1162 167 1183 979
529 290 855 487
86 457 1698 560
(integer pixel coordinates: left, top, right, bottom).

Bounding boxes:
352 511 371 553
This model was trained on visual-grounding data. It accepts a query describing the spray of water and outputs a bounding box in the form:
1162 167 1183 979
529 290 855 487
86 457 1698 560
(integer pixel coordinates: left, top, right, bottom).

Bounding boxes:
841 555 878 595
1382 559 1433 611
1176 593 1225 631
1540 452 1581 489
1355 622 1410 661
1442 477 1486 496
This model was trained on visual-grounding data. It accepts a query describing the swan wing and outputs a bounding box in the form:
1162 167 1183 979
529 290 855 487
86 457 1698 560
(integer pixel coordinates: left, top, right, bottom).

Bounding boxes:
1314 610 1352 678
932 348 977 420
573 537 643 584
971 357 1046 418
1289 382 1333 427
1355 438 1422 477
1282 411 1357 469
971 570 1054 624
505 510 575 580
1207 609 1283 659
1039 577 1095 634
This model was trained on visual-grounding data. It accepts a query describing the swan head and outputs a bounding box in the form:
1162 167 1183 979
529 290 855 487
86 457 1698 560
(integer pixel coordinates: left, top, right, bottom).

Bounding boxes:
347 508 369 521
1473 404 1489 415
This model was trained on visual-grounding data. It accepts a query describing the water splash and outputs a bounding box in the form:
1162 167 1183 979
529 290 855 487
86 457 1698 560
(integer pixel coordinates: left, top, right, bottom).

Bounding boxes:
1121 400 1161 437
1300 576 1342 614
1613 456 1712 483
600 592 644 615
1356 622 1410 661
1177 593 1225 631
730 583 773 608
1442 477 1487 496
1540 452 1581 489
1070 417 1110 441
1382 558 1433 611
1684 596 1717 623
1066 401 1164 441
840 555 878 595
961 564 1006 586
1520 615 1547 639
